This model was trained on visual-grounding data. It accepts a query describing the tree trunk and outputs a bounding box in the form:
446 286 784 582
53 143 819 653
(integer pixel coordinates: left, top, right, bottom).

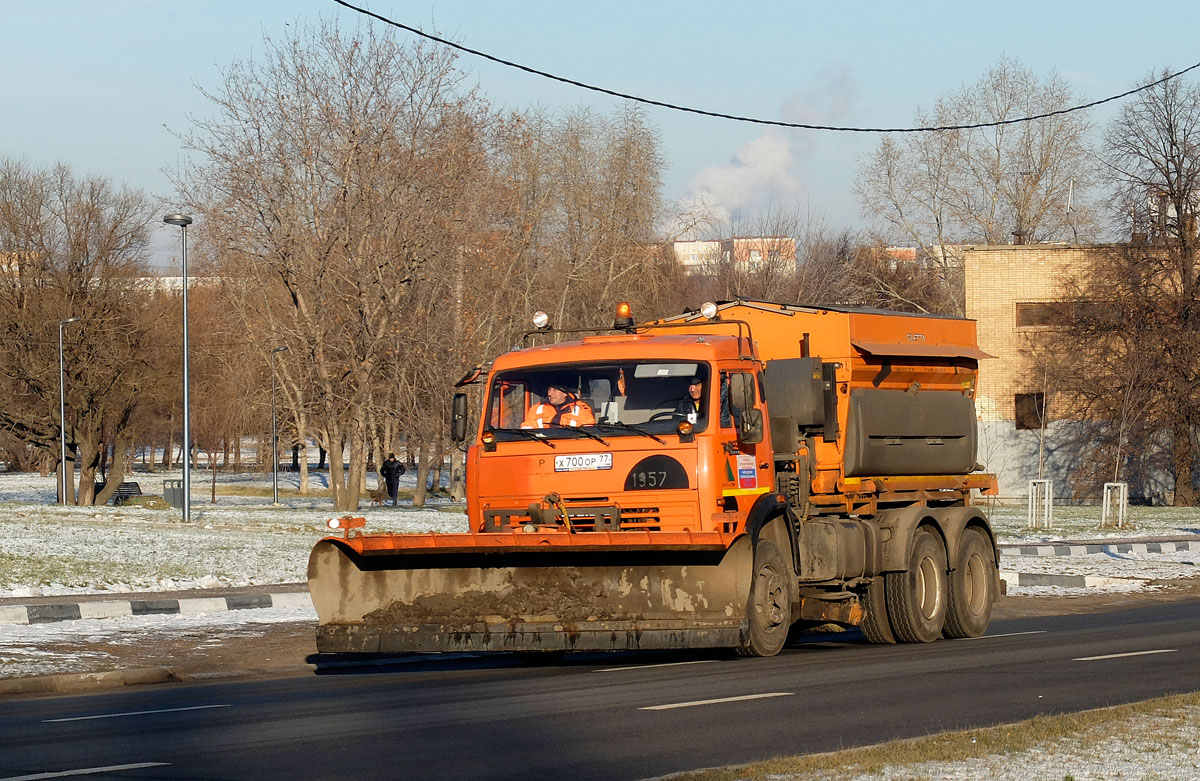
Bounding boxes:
1172 417 1197 505
327 428 347 510
431 439 444 496
164 415 174 468
94 436 133 506
412 441 431 508
449 447 465 501
297 413 310 495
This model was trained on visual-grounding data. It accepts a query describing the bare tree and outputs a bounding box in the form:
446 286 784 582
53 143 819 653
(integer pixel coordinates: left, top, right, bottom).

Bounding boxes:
1049 69 1200 505
179 20 491 510
0 160 159 504
856 57 1096 313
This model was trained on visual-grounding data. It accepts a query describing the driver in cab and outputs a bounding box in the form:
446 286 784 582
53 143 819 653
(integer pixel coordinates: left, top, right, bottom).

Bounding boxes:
522 382 595 429
674 376 705 424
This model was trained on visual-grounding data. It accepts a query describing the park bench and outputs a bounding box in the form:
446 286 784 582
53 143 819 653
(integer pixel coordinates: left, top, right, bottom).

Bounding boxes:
94 481 143 506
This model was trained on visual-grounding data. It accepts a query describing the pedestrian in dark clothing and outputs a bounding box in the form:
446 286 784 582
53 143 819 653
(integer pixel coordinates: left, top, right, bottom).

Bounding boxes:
380 453 405 506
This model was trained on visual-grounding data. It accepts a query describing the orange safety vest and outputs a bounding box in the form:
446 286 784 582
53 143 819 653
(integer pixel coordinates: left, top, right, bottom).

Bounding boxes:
521 397 595 429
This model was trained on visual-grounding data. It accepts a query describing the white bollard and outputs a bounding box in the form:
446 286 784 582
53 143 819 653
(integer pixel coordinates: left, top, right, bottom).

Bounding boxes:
1027 479 1053 530
1101 482 1129 530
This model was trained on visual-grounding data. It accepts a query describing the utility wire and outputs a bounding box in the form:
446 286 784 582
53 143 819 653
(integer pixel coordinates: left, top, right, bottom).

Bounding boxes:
332 0 1200 133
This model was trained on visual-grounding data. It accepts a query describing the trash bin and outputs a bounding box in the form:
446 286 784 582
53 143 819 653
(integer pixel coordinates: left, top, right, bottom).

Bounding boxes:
163 479 183 508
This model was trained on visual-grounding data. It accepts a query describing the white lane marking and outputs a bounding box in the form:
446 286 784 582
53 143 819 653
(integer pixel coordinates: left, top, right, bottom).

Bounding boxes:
43 704 230 723
595 660 719 673
0 763 170 780
969 630 1047 640
1074 649 1178 661
640 692 792 710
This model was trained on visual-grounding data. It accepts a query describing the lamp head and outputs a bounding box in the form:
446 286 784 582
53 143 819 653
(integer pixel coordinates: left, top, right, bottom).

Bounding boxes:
163 214 193 227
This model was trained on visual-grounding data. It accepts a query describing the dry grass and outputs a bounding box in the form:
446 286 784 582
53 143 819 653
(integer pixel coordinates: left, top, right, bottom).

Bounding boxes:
672 691 1200 780
214 484 335 499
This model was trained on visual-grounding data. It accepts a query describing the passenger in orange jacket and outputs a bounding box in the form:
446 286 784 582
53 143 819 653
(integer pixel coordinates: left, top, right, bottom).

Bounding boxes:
522 384 595 429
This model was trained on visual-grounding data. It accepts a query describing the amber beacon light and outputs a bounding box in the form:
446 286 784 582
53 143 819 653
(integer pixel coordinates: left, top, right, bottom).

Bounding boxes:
614 301 634 330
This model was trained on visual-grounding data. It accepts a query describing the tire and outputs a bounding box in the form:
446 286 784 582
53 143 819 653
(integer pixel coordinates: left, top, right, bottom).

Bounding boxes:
738 538 793 657
859 576 896 644
885 527 948 643
944 527 997 638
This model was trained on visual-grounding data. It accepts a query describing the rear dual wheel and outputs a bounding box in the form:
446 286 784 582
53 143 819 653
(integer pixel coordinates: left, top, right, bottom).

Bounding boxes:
944 527 997 638
859 576 896 644
885 527 948 643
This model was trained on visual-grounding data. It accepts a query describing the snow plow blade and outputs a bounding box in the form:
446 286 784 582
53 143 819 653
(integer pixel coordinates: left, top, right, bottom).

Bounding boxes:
307 531 754 654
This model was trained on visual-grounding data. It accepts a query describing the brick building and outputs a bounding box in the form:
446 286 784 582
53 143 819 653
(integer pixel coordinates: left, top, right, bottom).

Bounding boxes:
963 243 1113 497
963 244 1099 425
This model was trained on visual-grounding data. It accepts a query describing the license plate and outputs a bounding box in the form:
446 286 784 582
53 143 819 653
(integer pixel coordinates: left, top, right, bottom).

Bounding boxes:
554 453 613 472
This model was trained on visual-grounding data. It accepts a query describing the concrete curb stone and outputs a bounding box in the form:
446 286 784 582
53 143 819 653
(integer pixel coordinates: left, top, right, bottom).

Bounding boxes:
998 538 1200 558
0 590 312 626
0 667 176 697
998 570 1146 589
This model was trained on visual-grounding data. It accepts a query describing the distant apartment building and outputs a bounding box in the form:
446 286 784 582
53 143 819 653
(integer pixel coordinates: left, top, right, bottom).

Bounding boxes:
672 236 796 273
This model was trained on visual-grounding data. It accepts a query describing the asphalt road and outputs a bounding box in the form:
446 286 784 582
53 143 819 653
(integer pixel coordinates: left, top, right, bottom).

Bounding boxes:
3 601 1198 781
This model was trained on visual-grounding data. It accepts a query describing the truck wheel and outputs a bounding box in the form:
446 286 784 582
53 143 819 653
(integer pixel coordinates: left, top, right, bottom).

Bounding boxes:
885 527 947 643
859 577 896 644
943 527 996 638
739 538 792 657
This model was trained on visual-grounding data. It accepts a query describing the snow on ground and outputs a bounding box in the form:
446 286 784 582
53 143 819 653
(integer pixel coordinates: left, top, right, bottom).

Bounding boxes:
800 707 1200 781
0 469 467 597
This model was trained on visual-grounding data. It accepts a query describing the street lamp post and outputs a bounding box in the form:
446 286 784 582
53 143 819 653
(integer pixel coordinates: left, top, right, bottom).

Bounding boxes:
58 316 81 505
164 214 193 522
271 345 289 506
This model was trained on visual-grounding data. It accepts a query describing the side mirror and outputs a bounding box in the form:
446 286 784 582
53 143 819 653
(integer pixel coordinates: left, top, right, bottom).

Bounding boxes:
739 408 764 444
450 392 468 443
728 372 755 411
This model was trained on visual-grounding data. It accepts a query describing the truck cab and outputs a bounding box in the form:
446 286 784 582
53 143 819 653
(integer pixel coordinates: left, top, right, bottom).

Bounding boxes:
466 333 773 538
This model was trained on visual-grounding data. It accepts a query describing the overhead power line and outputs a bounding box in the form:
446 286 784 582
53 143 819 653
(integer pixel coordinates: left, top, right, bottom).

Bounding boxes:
331 0 1199 133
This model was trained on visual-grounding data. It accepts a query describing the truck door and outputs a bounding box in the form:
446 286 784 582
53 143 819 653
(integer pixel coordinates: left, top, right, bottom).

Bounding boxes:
723 370 770 496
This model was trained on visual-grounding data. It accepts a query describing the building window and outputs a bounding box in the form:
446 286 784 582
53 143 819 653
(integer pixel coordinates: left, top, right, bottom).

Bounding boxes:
1015 393 1048 430
1015 302 1071 328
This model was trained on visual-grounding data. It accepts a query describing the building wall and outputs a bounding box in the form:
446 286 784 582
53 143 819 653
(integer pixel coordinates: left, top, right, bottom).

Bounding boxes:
962 243 1150 498
963 244 1095 423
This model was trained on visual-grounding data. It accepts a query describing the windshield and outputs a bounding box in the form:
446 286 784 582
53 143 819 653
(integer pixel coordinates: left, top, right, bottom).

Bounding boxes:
485 361 715 439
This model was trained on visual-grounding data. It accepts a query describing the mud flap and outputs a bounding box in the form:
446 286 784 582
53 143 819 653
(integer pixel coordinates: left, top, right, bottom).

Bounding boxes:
307 537 754 654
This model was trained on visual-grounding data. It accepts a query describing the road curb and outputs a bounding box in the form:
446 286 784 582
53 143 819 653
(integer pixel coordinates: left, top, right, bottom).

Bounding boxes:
998 539 1200 558
0 667 176 697
0 590 312 626
999 570 1147 589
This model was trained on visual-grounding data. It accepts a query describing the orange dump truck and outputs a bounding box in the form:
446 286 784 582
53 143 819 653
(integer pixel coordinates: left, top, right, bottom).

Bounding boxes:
308 299 999 657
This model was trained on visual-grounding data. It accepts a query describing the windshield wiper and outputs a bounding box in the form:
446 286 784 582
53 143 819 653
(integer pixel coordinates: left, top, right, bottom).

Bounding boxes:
593 422 666 444
489 428 557 448
558 426 610 446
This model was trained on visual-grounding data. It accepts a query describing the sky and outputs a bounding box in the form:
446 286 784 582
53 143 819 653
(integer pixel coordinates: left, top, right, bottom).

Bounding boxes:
4 1 1200 265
